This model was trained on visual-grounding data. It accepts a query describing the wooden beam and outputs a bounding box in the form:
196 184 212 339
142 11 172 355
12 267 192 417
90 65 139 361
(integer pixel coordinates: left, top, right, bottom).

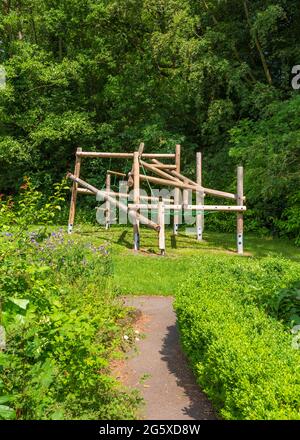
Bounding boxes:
152 158 240 200
140 174 196 191
66 173 160 231
142 153 175 159
77 188 94 195
107 170 127 177
68 147 82 234
141 173 236 202
76 151 175 159
151 164 177 170
140 159 179 182
152 158 195 187
77 152 134 158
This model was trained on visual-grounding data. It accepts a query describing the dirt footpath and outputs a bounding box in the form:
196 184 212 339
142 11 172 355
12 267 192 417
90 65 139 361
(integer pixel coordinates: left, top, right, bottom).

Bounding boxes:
118 296 216 420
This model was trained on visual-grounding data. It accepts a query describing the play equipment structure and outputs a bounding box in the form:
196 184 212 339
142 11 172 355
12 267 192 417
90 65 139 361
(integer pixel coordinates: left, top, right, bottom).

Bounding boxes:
66 144 246 255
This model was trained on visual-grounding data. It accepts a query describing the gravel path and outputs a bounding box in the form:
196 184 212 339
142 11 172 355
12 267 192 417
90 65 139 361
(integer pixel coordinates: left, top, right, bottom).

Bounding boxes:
119 296 216 420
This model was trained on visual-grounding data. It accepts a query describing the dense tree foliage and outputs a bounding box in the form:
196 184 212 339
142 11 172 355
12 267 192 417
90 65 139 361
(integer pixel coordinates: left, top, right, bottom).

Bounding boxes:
0 1 299 240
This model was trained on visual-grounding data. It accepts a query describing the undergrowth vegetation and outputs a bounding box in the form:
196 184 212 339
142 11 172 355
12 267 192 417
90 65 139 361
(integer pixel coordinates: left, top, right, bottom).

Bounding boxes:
175 255 300 420
0 183 140 420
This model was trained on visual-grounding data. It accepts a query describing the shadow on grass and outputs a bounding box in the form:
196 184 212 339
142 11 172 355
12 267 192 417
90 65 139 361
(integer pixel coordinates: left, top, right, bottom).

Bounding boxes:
117 230 132 250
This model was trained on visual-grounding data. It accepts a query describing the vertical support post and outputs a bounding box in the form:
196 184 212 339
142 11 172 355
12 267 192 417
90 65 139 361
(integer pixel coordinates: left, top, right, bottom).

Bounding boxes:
173 144 181 235
105 173 111 230
68 147 82 234
133 151 140 251
183 180 189 206
196 152 204 241
183 178 189 228
158 199 165 256
237 166 244 255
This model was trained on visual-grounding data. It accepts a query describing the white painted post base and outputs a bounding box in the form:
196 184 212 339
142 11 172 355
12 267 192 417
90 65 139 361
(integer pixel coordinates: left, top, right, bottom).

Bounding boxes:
158 200 166 256
197 225 203 241
237 233 243 255
134 230 140 251
68 224 73 234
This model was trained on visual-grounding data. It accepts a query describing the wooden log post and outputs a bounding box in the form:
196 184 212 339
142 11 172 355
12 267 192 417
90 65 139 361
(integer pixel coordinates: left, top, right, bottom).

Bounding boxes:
158 198 165 256
174 144 181 235
105 173 111 230
68 147 82 234
139 174 197 190
182 177 189 228
237 166 244 255
196 152 204 241
183 179 189 207
133 151 140 251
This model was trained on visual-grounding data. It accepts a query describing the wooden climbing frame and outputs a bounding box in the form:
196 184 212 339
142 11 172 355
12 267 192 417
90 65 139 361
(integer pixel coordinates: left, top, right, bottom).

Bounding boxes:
67 144 246 255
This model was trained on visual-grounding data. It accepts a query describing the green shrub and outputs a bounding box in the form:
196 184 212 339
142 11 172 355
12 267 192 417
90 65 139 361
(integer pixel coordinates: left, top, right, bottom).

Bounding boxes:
0 177 69 230
175 255 300 420
0 228 140 420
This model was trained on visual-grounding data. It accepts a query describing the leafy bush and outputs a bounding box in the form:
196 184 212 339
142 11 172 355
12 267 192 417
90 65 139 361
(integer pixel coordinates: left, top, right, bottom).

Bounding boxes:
229 96 300 244
275 191 300 246
268 282 300 327
0 177 69 229
0 222 140 419
175 255 300 420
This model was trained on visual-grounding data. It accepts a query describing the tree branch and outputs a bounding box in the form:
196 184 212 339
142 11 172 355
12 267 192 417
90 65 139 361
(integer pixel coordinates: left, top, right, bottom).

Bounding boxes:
243 0 272 85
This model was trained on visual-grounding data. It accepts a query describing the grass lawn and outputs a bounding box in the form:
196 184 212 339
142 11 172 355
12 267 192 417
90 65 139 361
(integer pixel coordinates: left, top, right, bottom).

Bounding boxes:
68 224 300 296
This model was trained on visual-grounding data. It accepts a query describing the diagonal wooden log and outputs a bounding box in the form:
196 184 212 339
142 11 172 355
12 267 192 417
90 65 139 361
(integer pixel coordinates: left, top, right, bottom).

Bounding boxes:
151 159 242 201
151 158 196 186
107 170 127 177
151 164 177 170
67 173 160 231
140 159 180 183
139 174 198 191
